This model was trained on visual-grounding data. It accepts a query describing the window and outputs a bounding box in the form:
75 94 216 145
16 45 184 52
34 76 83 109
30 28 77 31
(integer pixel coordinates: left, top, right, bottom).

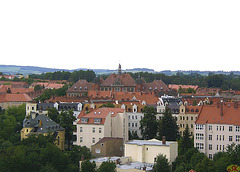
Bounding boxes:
223 135 224 141
99 128 102 133
209 144 212 150
236 126 240 132
81 118 88 123
217 145 218 150
80 137 83 143
196 133 204 140
209 154 213 160
32 107 34 110
80 127 83 132
209 125 212 131
95 148 101 154
196 124 204 130
209 135 212 141
196 143 204 150
229 126 233 131
236 135 240 142
229 136 233 141
191 116 193 120
94 118 101 123
92 138 95 143
217 126 218 131
135 123 138 127
93 127 95 133
223 126 224 131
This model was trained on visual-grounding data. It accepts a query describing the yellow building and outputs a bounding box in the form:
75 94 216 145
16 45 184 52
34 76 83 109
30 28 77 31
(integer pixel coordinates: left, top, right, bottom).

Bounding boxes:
21 114 65 150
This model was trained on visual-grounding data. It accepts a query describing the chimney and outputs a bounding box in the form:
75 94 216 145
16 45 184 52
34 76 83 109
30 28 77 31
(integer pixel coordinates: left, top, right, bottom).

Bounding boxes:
234 101 238 109
220 101 223 117
81 154 84 161
162 136 166 145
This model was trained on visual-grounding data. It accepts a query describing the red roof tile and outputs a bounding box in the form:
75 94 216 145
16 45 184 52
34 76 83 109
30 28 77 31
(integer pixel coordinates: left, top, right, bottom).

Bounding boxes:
196 102 240 125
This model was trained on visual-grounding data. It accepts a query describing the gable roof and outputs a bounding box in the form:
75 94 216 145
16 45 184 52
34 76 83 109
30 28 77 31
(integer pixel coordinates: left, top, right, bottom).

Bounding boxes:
77 107 125 124
196 102 240 126
101 73 136 87
0 93 32 102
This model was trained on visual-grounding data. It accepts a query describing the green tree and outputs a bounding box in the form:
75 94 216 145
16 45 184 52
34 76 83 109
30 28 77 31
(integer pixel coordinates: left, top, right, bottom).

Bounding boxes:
59 110 76 150
140 106 158 139
152 154 171 172
97 160 116 172
195 157 215 172
48 107 60 123
34 84 43 91
81 159 96 172
178 125 193 155
68 145 92 165
158 107 179 141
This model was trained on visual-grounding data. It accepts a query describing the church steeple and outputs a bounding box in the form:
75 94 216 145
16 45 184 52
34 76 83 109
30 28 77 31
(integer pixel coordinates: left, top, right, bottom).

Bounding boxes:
118 63 122 75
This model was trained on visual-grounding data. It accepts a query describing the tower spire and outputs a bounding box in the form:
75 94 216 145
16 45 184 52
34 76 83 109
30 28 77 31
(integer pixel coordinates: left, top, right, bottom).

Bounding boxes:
118 63 122 75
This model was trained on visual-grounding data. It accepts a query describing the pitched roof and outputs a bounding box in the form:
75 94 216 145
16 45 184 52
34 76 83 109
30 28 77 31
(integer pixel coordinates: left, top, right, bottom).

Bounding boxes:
196 102 240 126
23 115 64 133
0 93 32 102
77 108 125 124
169 84 198 90
67 80 94 92
101 73 136 87
143 80 169 92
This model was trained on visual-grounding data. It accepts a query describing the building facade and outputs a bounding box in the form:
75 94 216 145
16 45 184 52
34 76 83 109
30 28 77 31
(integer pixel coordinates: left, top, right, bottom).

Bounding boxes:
194 102 240 159
124 138 178 164
21 114 65 150
74 108 128 149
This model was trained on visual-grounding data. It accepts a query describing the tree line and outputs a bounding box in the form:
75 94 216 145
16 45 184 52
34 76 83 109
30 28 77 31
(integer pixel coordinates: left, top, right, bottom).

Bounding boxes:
27 70 240 90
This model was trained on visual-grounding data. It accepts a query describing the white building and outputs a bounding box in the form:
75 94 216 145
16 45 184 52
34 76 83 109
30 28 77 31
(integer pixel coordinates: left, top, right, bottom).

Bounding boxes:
74 107 128 148
125 138 178 164
194 102 240 159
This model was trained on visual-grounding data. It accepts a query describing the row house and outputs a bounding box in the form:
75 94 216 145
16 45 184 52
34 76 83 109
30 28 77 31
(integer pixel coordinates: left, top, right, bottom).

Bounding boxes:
179 105 201 136
74 108 128 149
194 101 240 159
26 102 82 119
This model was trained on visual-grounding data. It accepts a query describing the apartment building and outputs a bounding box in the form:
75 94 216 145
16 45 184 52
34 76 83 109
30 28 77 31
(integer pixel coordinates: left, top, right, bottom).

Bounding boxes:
74 107 128 149
179 105 200 136
194 101 240 159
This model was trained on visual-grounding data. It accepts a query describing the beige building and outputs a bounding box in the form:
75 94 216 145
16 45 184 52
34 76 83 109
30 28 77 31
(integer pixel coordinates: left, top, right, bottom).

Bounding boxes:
74 107 128 149
179 105 201 136
124 138 178 164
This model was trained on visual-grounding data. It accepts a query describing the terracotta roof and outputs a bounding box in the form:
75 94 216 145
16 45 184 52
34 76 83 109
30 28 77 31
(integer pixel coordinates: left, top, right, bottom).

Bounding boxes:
185 106 201 114
67 80 94 92
143 80 169 92
0 93 32 102
45 83 64 89
169 84 198 90
77 108 125 124
196 102 240 125
101 73 136 87
94 137 123 145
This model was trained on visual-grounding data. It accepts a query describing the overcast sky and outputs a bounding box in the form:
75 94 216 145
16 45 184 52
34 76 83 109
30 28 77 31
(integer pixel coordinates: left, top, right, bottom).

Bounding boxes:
0 0 240 72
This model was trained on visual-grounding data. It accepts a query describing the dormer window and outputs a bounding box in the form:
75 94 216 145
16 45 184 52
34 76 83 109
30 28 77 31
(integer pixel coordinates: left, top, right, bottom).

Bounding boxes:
81 118 89 123
74 87 76 90
94 118 101 123
80 87 82 90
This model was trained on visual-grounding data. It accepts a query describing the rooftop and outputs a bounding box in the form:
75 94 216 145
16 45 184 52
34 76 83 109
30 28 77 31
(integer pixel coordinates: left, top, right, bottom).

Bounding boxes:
125 139 176 146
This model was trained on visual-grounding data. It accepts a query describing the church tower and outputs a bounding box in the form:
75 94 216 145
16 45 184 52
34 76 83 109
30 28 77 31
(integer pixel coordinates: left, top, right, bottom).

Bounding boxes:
118 63 122 75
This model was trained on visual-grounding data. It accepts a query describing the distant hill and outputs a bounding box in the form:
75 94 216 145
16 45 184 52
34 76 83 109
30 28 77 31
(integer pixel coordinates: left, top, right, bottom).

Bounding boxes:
0 64 239 76
0 65 156 75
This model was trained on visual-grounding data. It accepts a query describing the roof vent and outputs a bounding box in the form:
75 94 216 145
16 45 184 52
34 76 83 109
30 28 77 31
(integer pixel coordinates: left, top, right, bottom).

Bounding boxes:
98 111 101 114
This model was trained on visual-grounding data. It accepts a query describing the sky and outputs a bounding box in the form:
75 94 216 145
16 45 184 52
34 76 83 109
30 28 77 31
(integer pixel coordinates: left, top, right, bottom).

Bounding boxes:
0 0 240 72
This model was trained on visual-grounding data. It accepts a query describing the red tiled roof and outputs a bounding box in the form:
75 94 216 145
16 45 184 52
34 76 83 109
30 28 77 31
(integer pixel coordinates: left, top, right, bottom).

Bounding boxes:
77 108 125 124
169 84 198 90
196 102 240 126
0 93 32 102
46 83 64 89
101 73 135 87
